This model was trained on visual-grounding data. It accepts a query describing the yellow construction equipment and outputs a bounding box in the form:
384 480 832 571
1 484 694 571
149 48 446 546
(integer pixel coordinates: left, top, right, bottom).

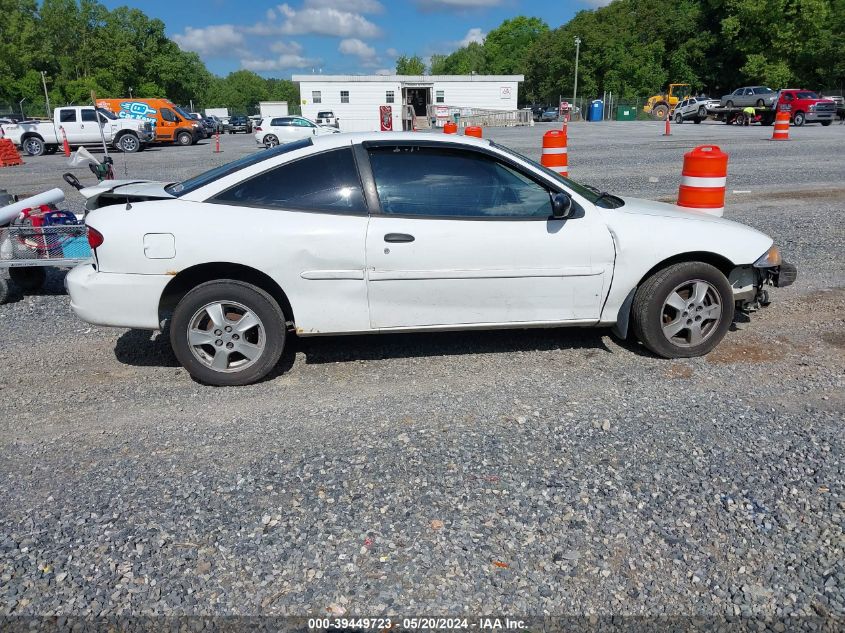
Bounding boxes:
643 84 691 119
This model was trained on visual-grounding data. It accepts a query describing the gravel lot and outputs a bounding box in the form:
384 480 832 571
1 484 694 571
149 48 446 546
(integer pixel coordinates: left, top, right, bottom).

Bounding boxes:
0 121 843 626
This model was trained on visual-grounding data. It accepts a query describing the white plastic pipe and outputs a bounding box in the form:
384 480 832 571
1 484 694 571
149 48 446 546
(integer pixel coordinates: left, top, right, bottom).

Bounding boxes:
0 188 65 225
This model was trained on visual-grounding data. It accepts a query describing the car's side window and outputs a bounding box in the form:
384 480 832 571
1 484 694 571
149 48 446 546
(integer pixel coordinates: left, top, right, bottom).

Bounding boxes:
59 109 77 123
367 146 553 219
271 118 291 126
211 148 367 214
294 118 314 128
81 109 98 122
161 108 177 123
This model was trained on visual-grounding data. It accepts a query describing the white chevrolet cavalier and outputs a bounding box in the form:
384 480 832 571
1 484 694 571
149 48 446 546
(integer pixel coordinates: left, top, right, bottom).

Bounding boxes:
67 133 795 386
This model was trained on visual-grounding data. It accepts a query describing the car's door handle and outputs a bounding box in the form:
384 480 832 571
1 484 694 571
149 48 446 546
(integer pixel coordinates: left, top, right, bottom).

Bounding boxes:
384 233 415 243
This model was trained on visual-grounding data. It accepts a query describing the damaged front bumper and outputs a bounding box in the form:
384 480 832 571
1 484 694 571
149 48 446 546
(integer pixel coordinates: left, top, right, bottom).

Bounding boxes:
730 258 797 311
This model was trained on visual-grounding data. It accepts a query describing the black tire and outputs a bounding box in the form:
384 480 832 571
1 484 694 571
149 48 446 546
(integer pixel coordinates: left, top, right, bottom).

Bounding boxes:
263 134 279 148
674 112 683 124
44 145 58 155
176 131 193 146
9 266 46 292
23 136 44 156
698 106 706 118
725 100 734 109
631 262 734 359
793 111 805 126
821 120 832 127
693 118 701 124
0 278 9 305
652 104 669 120
756 99 765 107
116 133 140 153
170 280 286 386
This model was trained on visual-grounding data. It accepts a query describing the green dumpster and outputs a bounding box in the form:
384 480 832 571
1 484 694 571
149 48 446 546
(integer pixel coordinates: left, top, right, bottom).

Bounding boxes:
616 106 636 121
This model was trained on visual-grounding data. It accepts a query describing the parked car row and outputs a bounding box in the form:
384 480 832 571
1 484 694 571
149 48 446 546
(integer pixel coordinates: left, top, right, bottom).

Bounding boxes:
672 86 838 127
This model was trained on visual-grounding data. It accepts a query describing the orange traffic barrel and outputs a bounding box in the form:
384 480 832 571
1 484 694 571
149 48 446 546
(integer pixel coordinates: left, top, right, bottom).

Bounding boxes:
771 110 790 141
677 145 728 217
443 121 457 134
464 126 482 138
540 130 568 177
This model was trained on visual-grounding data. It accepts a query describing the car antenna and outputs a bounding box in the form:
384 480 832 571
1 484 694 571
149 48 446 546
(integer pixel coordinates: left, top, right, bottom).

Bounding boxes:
125 197 132 210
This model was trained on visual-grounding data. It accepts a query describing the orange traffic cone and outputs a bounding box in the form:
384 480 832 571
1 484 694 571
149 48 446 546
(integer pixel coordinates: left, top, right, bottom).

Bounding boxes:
60 126 71 157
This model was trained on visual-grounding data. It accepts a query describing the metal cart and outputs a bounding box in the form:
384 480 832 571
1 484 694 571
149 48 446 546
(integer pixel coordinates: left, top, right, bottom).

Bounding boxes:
0 223 91 304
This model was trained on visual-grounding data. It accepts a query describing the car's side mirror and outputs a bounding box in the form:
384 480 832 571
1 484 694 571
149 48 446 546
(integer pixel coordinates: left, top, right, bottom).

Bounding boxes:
551 192 573 219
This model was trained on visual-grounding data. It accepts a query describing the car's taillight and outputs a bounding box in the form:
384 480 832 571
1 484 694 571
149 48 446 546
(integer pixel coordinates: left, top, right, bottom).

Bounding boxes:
87 226 104 249
255 126 262 132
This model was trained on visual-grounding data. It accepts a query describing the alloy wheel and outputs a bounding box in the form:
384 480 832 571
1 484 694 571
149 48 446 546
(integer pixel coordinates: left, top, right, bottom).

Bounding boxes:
660 279 723 347
187 300 266 373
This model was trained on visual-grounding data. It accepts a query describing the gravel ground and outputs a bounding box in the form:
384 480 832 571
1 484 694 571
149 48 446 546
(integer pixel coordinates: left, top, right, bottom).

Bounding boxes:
0 122 843 627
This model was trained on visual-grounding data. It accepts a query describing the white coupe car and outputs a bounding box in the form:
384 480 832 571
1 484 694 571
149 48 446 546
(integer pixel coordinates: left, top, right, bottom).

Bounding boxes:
254 115 339 148
67 133 795 386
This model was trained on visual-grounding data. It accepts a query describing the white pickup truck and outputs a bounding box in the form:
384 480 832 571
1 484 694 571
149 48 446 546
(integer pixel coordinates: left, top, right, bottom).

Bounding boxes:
3 106 154 156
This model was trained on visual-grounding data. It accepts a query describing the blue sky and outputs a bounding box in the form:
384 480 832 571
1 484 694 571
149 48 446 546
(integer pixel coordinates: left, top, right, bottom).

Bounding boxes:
99 0 610 78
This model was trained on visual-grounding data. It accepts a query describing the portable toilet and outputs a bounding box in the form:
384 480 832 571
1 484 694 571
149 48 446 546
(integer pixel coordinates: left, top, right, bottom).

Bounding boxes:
588 100 604 121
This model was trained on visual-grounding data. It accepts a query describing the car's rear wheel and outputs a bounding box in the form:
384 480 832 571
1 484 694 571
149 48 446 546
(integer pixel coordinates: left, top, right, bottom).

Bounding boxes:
698 106 706 118
23 137 44 156
725 100 734 109
263 134 279 148
756 99 765 107
631 262 734 359
170 280 286 386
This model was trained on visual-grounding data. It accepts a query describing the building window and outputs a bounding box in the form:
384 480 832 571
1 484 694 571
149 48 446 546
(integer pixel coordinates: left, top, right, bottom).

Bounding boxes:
386 90 394 104
340 90 350 104
312 91 321 104
436 90 445 104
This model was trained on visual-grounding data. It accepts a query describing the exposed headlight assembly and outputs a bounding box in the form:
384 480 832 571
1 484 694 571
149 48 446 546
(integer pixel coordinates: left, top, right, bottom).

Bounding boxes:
753 245 782 268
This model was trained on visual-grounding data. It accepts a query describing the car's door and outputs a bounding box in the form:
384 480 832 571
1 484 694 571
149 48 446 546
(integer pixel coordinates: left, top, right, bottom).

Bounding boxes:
58 108 85 143
292 117 318 139
78 108 105 143
158 107 178 141
207 145 371 333
362 142 615 329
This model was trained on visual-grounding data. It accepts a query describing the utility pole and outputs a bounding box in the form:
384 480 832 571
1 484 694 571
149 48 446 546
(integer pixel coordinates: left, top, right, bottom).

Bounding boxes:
573 36 581 119
40 71 51 116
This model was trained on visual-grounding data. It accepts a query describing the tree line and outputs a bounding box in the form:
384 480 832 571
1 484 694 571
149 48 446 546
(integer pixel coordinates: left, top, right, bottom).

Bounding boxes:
406 0 845 103
3 0 842 117
0 0 297 116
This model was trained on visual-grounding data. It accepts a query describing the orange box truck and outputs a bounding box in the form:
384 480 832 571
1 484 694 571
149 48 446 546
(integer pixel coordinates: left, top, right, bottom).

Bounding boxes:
96 98 203 146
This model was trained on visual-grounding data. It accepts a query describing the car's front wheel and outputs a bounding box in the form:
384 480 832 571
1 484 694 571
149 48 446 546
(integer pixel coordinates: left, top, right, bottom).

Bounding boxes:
631 262 734 358
170 280 286 386
674 112 683 124
793 112 805 126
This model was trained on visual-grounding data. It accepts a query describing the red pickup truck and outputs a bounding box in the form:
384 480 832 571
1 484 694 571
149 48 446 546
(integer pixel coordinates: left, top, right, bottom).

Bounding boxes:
776 89 836 126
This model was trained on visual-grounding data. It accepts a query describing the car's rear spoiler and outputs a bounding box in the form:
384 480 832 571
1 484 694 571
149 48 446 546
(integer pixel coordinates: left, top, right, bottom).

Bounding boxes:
80 180 176 210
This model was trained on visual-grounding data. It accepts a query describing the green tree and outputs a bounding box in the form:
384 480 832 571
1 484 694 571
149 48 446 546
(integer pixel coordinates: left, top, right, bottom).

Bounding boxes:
483 16 549 75
395 54 426 75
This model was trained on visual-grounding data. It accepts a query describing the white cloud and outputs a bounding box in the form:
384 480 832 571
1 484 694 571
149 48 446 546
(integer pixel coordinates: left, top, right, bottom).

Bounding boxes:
270 40 304 54
304 0 383 13
241 52 319 71
375 68 393 75
173 25 245 57
339 38 376 59
581 0 612 5
274 3 382 38
415 0 504 11
385 47 399 58
459 27 486 46
266 7 277 20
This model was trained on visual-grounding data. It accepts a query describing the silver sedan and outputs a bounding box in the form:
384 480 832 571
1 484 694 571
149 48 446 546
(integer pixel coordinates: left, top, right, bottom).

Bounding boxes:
720 86 777 108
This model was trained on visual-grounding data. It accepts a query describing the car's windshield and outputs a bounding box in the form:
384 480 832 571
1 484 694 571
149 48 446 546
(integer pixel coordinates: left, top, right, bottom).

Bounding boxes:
97 108 117 120
492 142 624 208
796 91 819 99
165 138 313 196
174 105 194 121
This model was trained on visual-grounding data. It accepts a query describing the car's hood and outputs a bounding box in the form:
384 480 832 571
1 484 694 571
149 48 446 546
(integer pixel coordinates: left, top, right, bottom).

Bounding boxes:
617 197 738 225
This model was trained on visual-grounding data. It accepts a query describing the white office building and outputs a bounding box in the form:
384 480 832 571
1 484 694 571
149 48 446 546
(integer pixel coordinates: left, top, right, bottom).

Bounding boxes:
292 74 524 132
